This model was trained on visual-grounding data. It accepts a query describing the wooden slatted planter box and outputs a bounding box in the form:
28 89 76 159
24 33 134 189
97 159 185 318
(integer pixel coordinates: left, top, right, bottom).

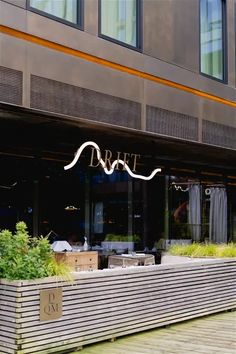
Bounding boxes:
0 258 235 354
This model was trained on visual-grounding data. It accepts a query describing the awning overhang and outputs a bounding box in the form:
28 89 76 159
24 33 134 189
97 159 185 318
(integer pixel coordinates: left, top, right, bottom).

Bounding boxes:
0 102 236 176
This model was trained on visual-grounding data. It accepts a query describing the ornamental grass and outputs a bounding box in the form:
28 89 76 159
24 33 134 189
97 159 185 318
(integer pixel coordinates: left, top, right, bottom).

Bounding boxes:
169 242 236 258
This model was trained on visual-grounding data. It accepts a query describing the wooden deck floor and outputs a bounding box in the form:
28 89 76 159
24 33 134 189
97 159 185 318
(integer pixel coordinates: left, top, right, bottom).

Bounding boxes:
73 311 236 354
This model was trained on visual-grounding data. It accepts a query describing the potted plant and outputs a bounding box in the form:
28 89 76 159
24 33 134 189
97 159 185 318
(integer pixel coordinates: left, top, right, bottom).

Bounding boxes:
168 242 236 258
0 221 69 280
161 242 236 264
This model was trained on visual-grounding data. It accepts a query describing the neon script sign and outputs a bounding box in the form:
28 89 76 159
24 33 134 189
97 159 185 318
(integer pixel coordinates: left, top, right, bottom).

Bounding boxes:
64 141 161 181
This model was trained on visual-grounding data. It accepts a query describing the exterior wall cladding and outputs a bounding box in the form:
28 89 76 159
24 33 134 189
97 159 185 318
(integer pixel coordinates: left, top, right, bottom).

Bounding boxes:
0 0 236 148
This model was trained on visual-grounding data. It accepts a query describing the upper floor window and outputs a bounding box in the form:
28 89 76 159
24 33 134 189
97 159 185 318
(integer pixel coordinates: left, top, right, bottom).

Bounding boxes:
200 0 226 81
28 0 83 28
100 0 141 49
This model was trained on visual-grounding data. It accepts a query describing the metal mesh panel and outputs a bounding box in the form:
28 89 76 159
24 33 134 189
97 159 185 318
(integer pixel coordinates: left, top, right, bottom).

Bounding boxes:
0 66 23 105
30 75 141 129
202 120 236 149
146 105 198 141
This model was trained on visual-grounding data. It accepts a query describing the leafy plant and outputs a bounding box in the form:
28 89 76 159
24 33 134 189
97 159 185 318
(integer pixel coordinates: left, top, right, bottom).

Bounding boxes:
104 234 140 242
169 242 236 258
0 222 70 280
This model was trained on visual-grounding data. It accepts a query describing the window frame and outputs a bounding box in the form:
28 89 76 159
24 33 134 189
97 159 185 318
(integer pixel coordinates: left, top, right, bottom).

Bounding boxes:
98 0 142 52
27 0 84 30
199 0 227 83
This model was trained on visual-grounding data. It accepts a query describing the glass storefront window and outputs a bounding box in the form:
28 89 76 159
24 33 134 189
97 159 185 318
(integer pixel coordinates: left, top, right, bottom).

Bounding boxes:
170 176 229 244
100 0 139 48
170 181 191 241
200 0 225 80
0 152 232 256
91 170 165 252
39 163 86 245
0 157 34 234
91 169 129 244
169 177 201 242
228 186 236 243
29 0 81 25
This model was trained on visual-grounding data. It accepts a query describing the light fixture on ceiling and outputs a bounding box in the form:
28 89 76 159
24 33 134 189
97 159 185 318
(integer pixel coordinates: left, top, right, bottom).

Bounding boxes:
64 205 79 211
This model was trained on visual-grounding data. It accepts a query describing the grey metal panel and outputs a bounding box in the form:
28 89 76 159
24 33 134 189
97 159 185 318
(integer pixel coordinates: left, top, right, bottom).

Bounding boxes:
26 41 143 103
1 0 235 124
30 75 141 129
0 66 23 105
145 81 201 126
0 0 27 31
143 0 199 73
24 7 235 101
145 80 236 131
202 120 236 149
2 0 234 104
1 0 26 8
26 11 145 72
84 0 98 36
146 105 198 142
227 0 236 88
0 35 27 71
200 99 236 128
144 55 236 102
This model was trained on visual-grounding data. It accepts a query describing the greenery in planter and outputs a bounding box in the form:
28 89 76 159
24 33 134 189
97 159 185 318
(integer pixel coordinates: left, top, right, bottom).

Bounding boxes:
169 242 236 258
104 234 141 242
0 222 70 280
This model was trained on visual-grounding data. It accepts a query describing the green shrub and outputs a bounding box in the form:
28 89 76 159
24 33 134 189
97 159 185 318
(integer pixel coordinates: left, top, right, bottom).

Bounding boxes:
0 222 70 280
169 242 236 258
104 234 140 242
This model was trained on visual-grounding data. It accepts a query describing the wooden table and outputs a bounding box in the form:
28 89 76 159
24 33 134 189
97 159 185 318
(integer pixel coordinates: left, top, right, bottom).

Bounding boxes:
54 251 98 271
108 254 155 268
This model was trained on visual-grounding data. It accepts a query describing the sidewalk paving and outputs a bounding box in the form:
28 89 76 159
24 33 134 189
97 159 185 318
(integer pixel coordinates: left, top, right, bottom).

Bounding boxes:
73 310 236 354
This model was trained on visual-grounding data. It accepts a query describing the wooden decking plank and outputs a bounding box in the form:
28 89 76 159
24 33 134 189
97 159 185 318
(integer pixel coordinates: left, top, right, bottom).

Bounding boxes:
72 311 236 354
157 330 235 349
169 327 235 341
113 338 234 354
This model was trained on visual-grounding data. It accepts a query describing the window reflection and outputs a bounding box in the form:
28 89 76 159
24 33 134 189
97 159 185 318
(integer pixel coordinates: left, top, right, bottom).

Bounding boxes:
30 0 79 24
200 0 225 80
100 0 139 47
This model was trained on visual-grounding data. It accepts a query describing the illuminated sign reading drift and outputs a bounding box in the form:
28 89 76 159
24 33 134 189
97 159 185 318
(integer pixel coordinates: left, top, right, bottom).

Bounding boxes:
64 141 161 181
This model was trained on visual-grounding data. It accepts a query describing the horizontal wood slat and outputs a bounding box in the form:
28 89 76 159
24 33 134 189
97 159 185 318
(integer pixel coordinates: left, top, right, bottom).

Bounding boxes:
17 296 236 343
1 258 235 353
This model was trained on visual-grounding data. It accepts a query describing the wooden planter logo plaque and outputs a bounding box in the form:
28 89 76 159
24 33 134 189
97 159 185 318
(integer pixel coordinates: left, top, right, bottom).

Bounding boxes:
40 288 62 321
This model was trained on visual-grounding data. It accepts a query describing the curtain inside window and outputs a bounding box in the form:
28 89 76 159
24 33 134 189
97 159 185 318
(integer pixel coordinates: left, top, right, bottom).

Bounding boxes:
209 187 227 243
188 185 201 241
30 0 77 24
101 0 137 47
200 0 224 80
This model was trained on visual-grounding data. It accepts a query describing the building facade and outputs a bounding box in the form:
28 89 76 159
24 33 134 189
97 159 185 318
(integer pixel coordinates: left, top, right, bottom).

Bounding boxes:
0 0 236 250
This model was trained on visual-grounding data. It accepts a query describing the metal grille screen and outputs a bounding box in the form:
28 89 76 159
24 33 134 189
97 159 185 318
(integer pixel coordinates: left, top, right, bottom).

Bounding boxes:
146 105 198 141
202 120 236 149
30 75 141 129
0 66 23 105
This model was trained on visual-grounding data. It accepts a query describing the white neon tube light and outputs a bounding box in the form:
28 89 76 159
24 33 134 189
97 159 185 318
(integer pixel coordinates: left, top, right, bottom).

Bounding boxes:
64 141 161 181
